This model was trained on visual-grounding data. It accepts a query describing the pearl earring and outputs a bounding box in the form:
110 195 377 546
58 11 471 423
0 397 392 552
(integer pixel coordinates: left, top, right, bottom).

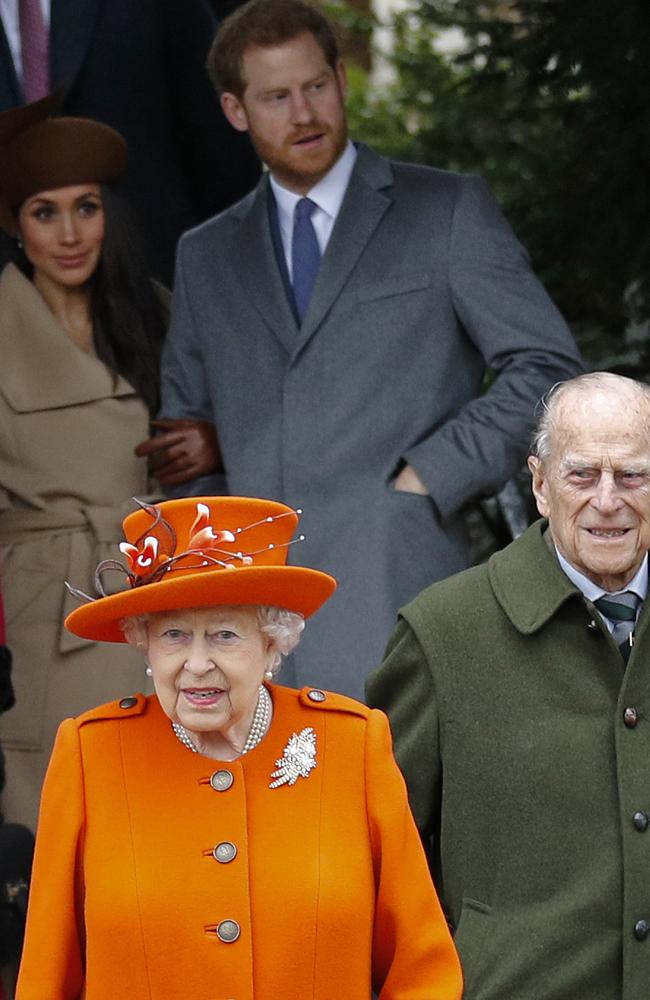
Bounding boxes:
264 669 273 680
145 666 153 677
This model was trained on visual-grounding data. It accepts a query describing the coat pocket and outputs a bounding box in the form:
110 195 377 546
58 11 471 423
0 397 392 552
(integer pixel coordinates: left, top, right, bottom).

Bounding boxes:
454 896 492 997
356 271 431 302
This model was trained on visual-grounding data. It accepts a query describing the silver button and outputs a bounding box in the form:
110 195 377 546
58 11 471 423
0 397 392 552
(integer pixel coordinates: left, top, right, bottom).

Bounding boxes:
119 696 137 709
213 841 237 863
308 689 326 702
216 919 241 943
210 769 234 792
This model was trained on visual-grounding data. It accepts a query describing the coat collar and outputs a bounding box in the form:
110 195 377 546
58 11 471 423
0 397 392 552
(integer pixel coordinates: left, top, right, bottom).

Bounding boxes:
226 144 394 358
488 519 583 634
292 143 393 358
227 178 299 354
0 263 135 411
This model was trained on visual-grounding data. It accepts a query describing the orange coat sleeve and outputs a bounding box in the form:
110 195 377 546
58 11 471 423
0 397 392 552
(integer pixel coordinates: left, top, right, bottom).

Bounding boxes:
16 719 86 999
367 709 463 999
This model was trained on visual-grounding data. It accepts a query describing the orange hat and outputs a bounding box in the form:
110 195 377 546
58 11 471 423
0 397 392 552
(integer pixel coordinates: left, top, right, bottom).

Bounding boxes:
65 497 337 643
0 91 127 234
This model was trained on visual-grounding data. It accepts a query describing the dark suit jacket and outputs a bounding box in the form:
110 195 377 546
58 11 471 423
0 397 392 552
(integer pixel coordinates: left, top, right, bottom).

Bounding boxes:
0 0 260 281
160 144 583 698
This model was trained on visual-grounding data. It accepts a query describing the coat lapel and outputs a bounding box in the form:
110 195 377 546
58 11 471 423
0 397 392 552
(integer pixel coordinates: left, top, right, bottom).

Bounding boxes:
0 21 21 104
223 146 394 357
0 265 135 411
488 519 582 635
226 177 299 354
49 0 104 91
291 144 394 360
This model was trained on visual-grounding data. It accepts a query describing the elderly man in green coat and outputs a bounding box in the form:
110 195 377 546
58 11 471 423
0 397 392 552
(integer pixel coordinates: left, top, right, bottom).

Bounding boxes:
367 371 650 1000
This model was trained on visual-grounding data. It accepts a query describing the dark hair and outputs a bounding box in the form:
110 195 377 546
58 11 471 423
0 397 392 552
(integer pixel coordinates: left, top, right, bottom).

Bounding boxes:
207 0 340 98
90 186 167 415
7 186 166 414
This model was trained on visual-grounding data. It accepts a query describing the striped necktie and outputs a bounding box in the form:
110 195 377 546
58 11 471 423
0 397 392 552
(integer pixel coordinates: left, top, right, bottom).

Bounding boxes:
291 197 321 322
19 0 50 102
594 592 642 664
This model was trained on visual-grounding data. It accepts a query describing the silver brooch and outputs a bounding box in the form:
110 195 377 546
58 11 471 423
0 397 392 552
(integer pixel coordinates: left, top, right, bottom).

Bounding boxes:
269 727 317 788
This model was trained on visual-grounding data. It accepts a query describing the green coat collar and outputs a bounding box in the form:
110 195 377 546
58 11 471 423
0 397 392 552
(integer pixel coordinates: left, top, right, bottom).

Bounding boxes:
488 519 582 634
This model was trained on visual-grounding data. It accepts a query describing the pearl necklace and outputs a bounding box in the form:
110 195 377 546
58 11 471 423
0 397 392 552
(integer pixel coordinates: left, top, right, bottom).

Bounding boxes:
171 684 272 757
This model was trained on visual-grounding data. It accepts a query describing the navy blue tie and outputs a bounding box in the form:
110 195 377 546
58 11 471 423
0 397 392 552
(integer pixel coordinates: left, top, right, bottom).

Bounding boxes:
291 197 321 322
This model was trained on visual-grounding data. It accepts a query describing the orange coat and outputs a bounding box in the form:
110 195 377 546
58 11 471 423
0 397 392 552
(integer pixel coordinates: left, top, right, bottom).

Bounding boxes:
16 684 462 999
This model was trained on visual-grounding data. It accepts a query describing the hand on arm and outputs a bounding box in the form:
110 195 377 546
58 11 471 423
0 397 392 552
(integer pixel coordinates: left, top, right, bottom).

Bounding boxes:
145 236 223 488
134 418 223 486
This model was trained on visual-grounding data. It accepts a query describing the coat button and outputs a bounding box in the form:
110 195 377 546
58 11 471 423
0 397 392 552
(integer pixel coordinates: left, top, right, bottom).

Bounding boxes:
633 811 649 832
308 689 326 702
119 697 137 709
216 919 241 943
586 620 599 631
210 770 234 792
213 841 237 863
634 919 649 941
624 707 639 728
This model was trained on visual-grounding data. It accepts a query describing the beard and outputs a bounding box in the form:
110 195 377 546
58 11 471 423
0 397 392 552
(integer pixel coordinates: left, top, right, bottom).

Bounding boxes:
251 115 348 192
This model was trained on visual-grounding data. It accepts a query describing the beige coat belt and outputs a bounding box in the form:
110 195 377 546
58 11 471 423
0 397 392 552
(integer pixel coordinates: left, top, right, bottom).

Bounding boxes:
0 504 128 654
0 504 123 543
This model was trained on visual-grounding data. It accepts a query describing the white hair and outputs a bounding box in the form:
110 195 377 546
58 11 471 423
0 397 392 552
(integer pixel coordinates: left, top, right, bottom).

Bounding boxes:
255 605 304 671
120 604 304 676
531 371 650 462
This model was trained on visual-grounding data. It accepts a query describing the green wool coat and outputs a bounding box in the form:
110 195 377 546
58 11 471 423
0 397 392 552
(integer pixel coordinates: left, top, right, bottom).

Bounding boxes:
366 519 650 1000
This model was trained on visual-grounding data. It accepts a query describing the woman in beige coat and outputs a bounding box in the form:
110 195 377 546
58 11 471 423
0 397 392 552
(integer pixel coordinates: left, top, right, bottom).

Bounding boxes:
0 95 174 829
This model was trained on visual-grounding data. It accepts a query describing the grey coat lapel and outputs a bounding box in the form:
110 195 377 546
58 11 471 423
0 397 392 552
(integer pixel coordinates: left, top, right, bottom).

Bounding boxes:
227 176 298 354
50 0 104 90
292 144 394 359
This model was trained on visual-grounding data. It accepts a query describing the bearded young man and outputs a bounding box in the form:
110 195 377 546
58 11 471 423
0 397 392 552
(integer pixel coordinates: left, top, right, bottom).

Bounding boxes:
138 0 582 700
368 372 650 998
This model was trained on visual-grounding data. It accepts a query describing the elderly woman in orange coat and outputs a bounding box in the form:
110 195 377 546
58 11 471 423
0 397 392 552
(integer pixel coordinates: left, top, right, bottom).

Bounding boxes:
16 496 462 1000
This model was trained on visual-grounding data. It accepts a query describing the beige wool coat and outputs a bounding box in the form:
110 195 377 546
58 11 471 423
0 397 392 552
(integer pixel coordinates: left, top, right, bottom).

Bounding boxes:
0 264 153 829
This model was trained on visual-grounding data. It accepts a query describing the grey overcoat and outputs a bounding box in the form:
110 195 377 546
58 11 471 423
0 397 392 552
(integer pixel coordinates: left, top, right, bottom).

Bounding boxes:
160 144 582 698
367 520 650 999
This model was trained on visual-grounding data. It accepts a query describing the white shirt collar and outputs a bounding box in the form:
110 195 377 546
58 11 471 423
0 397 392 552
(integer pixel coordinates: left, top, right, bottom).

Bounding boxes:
555 546 648 603
303 139 357 219
269 139 357 239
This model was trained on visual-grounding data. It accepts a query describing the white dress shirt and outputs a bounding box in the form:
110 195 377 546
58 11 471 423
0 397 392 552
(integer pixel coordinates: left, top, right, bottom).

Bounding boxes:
555 546 648 635
269 140 357 281
0 0 50 81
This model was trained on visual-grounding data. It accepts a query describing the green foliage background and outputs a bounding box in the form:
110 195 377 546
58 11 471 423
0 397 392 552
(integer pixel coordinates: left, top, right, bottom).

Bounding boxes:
332 0 650 377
